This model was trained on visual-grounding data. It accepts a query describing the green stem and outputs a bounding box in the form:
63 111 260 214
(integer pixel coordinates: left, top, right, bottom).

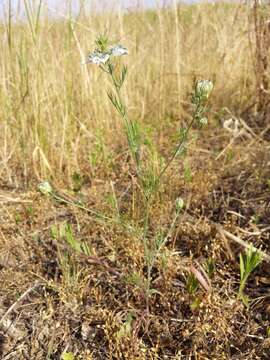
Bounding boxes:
149 103 201 201
239 274 249 296
50 192 120 225
155 117 195 187
107 62 141 173
140 197 150 312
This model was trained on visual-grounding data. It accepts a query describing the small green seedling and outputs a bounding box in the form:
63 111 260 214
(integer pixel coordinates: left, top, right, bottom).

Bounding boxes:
186 272 201 311
186 272 199 295
204 258 216 279
238 245 263 307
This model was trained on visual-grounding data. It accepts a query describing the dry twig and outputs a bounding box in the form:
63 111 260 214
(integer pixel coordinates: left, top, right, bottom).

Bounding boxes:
216 225 270 262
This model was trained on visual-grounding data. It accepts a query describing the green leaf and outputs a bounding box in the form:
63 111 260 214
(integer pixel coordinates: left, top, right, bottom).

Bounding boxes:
95 34 109 52
50 224 58 239
81 242 92 256
239 253 245 281
238 245 263 306
107 91 125 116
119 65 127 87
186 272 199 295
204 258 216 279
154 232 165 250
64 224 82 253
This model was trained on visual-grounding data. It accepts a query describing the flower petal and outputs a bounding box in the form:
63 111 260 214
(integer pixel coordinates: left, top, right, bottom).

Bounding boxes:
85 51 110 65
109 45 128 57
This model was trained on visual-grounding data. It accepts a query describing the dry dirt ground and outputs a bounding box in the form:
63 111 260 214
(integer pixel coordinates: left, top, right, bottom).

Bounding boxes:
1 122 270 359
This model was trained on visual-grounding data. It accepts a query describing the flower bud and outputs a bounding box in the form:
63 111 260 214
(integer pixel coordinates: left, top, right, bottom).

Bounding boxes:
38 181 53 195
175 197 185 212
195 80 213 102
199 117 208 126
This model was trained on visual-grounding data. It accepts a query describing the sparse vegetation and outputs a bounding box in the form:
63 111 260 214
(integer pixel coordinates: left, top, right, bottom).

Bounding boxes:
1 1 270 359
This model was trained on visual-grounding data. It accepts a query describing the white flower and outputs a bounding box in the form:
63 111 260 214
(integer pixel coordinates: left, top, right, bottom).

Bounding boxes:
109 45 128 57
83 44 128 66
38 181 53 195
83 51 110 65
195 80 213 100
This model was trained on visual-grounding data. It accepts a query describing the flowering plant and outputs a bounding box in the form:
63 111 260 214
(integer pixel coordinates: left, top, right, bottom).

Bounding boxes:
82 36 214 314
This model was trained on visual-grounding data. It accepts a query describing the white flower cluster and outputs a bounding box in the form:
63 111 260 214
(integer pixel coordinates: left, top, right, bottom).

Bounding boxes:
83 45 128 65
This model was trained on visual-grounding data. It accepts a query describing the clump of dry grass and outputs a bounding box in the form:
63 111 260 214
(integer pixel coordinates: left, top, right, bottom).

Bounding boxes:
250 0 270 116
0 1 252 182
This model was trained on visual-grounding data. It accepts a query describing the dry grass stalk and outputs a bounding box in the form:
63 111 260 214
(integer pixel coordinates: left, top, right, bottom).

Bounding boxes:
217 225 270 262
251 0 270 115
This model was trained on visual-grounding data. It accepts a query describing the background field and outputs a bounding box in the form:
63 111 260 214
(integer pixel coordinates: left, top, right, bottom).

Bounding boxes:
1 1 270 359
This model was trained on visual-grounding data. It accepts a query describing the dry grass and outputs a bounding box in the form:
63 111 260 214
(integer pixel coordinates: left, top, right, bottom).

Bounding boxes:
0 1 252 181
1 1 270 359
